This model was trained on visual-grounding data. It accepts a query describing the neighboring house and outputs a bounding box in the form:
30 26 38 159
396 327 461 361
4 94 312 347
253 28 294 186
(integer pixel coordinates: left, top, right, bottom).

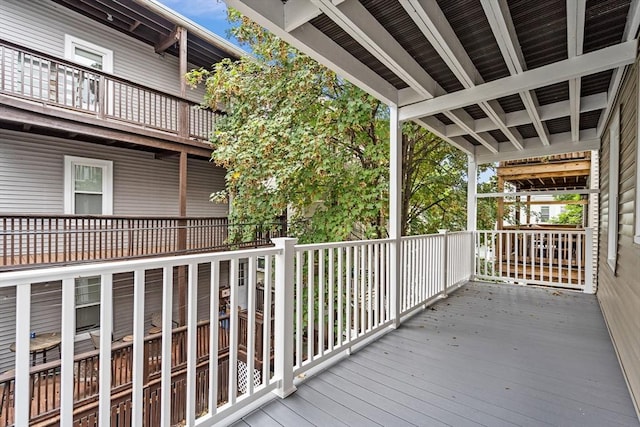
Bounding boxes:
0 0 252 372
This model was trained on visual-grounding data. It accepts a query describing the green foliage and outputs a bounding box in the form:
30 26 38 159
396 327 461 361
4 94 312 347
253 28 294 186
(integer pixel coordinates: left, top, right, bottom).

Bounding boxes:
550 194 584 225
187 10 495 242
187 10 388 243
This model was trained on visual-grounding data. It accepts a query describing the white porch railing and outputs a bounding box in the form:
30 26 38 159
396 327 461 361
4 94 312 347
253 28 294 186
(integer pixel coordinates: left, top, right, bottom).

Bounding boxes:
475 229 594 292
0 231 474 426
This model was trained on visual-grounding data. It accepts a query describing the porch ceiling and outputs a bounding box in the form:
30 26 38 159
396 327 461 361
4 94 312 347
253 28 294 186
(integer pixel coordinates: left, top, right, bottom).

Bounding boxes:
227 0 640 163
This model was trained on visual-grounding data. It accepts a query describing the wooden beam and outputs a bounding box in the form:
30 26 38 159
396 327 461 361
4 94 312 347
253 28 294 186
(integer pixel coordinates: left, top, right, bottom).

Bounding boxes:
497 160 591 177
500 169 591 182
477 188 599 198
129 20 141 32
179 27 187 97
155 26 180 54
0 101 211 157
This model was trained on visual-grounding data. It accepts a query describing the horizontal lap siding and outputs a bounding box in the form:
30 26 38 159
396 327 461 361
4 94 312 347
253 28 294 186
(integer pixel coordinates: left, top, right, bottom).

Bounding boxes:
0 0 206 103
598 57 640 416
0 129 227 216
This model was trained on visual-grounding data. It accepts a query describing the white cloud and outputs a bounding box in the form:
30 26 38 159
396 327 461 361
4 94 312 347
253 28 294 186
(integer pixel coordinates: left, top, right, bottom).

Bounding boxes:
160 0 227 18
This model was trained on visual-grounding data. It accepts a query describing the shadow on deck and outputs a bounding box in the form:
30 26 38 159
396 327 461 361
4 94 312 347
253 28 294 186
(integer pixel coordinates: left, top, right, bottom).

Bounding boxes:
236 282 639 427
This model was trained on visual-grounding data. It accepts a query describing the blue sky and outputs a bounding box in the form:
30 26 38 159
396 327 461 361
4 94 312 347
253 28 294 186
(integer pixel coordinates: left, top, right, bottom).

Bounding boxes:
158 0 235 43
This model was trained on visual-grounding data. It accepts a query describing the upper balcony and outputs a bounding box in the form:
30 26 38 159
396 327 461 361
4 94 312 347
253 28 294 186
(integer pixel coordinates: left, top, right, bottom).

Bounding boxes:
0 40 220 156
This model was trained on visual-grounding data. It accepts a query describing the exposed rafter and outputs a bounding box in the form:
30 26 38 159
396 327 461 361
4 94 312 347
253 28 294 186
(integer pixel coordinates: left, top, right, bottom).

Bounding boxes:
155 26 180 54
567 0 586 142
445 93 607 137
226 0 398 104
309 0 501 152
400 0 524 150
481 0 552 146
399 40 637 121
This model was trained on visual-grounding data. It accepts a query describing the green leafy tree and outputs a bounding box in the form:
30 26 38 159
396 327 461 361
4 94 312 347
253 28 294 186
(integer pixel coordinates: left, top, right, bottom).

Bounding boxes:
187 11 495 242
187 10 388 243
550 194 584 225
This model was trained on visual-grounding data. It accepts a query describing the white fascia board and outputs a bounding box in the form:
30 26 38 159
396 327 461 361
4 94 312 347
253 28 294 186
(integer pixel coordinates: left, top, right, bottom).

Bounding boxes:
227 0 398 105
283 0 346 32
475 129 599 164
399 40 637 121
444 92 608 137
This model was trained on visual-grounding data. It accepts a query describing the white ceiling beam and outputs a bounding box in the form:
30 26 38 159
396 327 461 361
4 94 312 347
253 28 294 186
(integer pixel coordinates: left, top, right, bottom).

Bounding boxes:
475 129 599 164
400 0 523 151
567 0 586 142
399 39 637 121
310 0 441 98
226 0 399 105
445 93 607 137
481 0 551 145
414 117 475 155
309 0 502 153
444 110 499 153
283 0 345 32
597 0 640 137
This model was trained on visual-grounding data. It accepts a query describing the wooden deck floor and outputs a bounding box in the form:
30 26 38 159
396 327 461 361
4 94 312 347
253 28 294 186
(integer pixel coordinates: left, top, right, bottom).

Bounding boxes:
234 281 639 427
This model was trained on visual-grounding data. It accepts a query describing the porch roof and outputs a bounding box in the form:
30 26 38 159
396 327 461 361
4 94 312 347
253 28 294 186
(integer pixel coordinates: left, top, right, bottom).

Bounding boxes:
227 0 640 163
235 281 639 426
50 0 245 66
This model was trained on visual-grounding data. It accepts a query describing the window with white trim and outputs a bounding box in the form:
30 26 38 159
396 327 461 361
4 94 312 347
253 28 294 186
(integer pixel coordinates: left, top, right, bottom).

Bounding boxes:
75 276 101 333
64 156 113 215
540 206 550 222
607 106 620 272
64 35 113 110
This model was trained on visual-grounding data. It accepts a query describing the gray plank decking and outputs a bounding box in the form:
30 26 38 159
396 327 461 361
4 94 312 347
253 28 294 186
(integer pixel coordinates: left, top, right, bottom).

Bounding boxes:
234 282 639 427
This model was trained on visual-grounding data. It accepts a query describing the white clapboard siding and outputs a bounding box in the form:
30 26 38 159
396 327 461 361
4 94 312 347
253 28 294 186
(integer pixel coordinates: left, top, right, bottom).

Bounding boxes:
0 0 207 103
598 57 640 413
0 129 227 216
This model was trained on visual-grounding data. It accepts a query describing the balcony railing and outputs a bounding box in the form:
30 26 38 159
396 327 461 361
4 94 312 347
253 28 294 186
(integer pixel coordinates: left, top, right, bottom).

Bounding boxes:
0 229 595 426
0 40 220 140
0 214 287 271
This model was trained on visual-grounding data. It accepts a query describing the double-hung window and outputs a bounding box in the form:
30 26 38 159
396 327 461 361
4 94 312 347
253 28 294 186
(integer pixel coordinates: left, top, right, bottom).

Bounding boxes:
64 156 113 215
75 276 101 333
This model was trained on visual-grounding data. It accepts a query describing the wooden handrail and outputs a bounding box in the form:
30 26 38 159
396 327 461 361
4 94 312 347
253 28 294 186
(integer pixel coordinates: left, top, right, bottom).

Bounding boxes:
0 39 222 140
0 215 288 270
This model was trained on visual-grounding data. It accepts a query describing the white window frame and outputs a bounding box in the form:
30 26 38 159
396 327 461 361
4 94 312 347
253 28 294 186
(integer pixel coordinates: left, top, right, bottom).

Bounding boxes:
64 35 113 73
64 156 113 215
607 106 620 272
74 276 102 340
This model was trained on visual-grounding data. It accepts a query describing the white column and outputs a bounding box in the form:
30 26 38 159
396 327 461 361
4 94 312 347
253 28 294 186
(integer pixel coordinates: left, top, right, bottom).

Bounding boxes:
467 155 478 231
438 229 449 296
389 105 402 328
60 279 76 427
273 237 298 398
584 228 595 294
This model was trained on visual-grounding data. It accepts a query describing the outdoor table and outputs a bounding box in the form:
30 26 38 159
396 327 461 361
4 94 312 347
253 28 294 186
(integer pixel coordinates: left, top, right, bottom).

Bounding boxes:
9 332 61 366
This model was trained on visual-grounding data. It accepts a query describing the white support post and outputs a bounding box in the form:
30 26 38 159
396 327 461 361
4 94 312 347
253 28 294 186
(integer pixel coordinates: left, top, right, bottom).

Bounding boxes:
467 155 477 231
584 228 595 294
467 155 478 281
186 263 198 426
389 104 403 328
60 279 75 427
272 237 298 398
14 284 31 427
131 270 145 427
439 230 449 296
160 267 174 427
98 274 113 427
